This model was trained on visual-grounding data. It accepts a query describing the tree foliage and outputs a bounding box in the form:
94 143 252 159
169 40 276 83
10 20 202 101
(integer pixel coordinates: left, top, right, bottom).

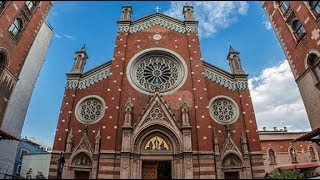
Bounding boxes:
267 168 304 179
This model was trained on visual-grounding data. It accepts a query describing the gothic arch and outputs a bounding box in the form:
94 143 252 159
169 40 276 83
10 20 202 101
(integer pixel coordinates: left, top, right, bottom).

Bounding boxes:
221 153 243 169
69 150 93 168
0 47 9 68
266 147 277 164
304 49 320 70
132 124 182 154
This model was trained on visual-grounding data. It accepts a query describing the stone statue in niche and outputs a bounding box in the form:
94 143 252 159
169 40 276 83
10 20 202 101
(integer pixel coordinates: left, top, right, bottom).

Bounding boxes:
65 128 73 153
181 102 190 126
124 98 133 126
241 132 249 154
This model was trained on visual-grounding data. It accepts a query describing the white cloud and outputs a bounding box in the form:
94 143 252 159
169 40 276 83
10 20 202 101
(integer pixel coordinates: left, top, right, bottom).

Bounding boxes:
248 60 311 132
54 33 74 40
264 20 272 30
164 1 249 38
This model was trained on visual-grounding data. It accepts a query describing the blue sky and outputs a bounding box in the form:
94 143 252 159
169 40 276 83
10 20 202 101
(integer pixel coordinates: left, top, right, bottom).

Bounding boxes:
21 1 310 145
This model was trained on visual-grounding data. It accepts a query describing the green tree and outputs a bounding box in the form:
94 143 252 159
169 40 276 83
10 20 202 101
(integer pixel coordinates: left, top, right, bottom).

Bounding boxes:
267 168 304 179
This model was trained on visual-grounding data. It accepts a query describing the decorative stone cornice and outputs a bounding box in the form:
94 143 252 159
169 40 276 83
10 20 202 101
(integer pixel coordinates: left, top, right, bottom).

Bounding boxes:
118 13 198 34
203 61 248 90
65 61 112 89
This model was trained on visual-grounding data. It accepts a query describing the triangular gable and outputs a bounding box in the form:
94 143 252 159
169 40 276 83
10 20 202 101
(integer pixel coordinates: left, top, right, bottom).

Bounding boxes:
72 131 93 155
118 13 198 34
133 93 180 133
221 134 242 157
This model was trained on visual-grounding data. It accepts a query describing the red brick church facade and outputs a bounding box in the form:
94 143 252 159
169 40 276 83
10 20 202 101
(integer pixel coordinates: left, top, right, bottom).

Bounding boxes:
49 5 265 179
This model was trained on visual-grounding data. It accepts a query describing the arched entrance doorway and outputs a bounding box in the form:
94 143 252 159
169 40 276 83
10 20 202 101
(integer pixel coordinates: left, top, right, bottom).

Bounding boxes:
70 152 92 179
221 153 243 179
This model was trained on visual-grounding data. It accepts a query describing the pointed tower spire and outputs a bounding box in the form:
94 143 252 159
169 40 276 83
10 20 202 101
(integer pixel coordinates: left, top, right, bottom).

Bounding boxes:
226 45 245 75
70 44 88 74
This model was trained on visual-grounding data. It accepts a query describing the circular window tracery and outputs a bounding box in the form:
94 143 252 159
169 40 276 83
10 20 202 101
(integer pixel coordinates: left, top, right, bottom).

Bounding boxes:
127 48 187 95
75 95 105 124
209 96 239 125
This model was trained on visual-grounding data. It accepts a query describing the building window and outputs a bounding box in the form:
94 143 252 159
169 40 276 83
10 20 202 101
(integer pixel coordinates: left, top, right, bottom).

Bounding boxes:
8 18 22 37
268 149 276 164
309 1 320 16
20 149 29 158
0 52 6 67
25 1 37 10
289 147 298 162
309 146 316 161
308 53 320 82
278 1 290 13
292 19 306 40
0 1 6 9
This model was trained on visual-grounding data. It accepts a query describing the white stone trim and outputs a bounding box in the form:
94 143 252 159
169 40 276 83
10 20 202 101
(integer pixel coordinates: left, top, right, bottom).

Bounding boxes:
74 95 106 124
118 15 197 34
126 47 188 95
204 67 248 90
66 65 111 89
208 95 240 125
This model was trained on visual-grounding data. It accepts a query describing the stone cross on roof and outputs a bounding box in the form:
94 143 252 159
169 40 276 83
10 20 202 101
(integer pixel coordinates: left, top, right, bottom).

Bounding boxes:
155 6 161 13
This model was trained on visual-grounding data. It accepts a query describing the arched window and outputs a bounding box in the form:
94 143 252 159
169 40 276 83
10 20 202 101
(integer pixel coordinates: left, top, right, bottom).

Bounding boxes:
309 146 316 161
292 20 306 39
289 147 298 162
309 1 320 15
25 1 38 10
0 1 6 9
308 53 320 82
278 1 290 13
8 18 22 37
0 52 6 67
268 149 276 164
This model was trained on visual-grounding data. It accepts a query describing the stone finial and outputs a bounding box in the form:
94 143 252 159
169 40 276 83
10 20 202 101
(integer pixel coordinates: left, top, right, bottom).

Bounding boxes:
183 5 194 21
226 45 245 75
121 6 132 21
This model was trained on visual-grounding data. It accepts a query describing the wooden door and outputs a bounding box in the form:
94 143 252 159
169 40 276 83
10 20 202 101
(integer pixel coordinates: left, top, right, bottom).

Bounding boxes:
74 171 90 179
142 161 157 179
224 171 239 179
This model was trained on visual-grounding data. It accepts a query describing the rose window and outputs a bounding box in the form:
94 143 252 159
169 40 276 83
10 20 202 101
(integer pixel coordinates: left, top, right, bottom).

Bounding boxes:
209 96 239 125
75 96 105 124
127 50 187 95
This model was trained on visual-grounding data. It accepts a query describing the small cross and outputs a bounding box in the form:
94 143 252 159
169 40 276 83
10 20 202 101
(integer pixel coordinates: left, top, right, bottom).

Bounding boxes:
155 6 161 13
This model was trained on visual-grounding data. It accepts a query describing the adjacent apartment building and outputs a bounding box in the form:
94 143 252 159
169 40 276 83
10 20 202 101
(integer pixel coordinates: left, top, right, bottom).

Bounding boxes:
0 1 53 177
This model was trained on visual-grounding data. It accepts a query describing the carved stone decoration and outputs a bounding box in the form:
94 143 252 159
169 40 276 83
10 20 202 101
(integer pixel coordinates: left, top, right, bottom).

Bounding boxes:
208 96 239 125
183 133 192 151
122 132 131 151
120 157 130 179
184 157 193 179
181 102 190 126
94 129 101 154
72 152 92 167
124 98 133 126
222 154 241 168
127 48 188 95
65 128 73 153
241 132 249 155
75 95 105 124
